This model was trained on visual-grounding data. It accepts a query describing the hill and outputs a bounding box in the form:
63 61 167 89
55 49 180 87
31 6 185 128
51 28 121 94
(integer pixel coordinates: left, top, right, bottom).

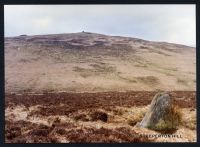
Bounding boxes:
5 32 196 93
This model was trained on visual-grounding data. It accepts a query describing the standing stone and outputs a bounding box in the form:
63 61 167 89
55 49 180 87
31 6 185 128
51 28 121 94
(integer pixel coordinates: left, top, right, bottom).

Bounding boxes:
138 92 177 131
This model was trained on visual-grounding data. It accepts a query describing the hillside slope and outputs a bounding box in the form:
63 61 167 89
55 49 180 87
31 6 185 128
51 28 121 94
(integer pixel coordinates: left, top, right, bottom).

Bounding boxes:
5 32 196 93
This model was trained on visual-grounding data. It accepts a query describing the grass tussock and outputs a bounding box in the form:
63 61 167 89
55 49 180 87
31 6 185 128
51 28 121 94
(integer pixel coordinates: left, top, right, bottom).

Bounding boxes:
127 110 145 127
112 108 124 116
151 105 182 133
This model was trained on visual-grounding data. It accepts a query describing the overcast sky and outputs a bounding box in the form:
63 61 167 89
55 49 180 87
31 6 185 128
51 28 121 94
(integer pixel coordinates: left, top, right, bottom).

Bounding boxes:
4 5 195 47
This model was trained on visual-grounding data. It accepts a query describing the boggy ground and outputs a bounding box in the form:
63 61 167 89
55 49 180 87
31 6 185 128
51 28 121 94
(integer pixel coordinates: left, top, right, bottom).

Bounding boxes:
5 91 196 143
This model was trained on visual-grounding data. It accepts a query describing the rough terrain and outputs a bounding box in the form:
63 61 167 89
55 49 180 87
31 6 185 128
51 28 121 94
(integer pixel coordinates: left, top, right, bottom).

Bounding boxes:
5 91 196 143
5 32 196 92
5 32 196 143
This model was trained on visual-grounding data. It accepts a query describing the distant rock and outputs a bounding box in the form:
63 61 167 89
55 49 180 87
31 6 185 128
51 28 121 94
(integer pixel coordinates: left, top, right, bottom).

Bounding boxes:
19 34 27 37
138 92 180 131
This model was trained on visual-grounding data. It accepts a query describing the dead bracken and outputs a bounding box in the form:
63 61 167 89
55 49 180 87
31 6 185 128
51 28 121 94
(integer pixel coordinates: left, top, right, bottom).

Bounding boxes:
5 91 196 143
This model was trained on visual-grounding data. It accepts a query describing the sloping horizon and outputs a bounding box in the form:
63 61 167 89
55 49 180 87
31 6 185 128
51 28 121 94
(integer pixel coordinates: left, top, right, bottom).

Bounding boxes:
5 31 195 48
4 5 196 47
